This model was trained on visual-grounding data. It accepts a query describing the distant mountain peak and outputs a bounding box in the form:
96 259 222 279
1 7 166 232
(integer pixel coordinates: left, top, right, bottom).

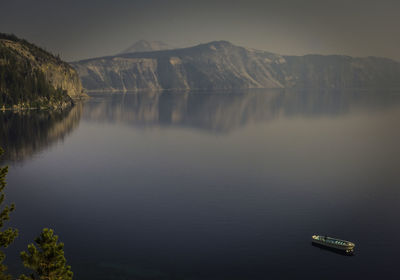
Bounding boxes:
209 40 234 45
120 40 171 54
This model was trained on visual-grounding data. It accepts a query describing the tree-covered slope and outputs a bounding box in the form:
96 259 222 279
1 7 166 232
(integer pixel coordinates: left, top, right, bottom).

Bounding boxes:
0 33 87 109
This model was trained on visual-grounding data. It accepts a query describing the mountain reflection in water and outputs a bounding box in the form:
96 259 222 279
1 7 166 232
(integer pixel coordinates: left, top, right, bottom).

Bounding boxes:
83 89 398 132
1 89 399 163
0 103 83 162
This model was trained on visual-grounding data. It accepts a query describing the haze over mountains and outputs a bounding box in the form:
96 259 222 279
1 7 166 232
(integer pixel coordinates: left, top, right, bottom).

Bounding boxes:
72 40 400 92
120 40 173 54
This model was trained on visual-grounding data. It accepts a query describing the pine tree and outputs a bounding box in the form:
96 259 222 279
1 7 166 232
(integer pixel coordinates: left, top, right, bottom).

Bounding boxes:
0 148 18 280
20 228 73 280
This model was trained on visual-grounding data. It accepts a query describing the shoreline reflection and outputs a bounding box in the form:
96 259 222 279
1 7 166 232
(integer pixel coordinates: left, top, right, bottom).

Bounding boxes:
0 103 83 163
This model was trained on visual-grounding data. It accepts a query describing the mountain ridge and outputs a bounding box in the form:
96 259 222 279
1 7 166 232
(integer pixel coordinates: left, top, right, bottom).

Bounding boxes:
120 40 172 54
72 40 400 92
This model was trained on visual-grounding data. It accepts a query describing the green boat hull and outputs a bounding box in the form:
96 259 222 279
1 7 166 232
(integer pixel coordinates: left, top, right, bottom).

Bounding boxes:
312 235 355 253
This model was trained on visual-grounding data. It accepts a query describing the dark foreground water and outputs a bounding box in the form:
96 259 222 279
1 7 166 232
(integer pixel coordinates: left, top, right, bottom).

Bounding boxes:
1 89 400 279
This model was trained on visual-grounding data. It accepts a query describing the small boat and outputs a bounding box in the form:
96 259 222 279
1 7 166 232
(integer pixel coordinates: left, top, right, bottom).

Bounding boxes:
312 235 355 254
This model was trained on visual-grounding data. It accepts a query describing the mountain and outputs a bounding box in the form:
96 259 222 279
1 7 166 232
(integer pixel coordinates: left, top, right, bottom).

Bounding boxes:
72 40 400 92
120 40 172 54
0 33 87 109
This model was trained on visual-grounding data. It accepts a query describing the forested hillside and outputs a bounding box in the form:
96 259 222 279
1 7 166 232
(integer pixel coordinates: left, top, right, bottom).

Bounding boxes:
0 33 86 109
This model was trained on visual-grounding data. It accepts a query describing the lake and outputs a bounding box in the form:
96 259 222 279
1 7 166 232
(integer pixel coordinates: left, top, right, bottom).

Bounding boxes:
1 89 400 279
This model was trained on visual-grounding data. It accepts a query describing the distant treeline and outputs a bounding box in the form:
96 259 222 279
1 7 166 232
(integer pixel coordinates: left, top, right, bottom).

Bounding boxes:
0 33 70 108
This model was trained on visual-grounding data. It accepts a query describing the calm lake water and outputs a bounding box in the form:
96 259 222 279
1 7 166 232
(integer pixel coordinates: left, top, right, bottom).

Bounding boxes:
1 89 400 279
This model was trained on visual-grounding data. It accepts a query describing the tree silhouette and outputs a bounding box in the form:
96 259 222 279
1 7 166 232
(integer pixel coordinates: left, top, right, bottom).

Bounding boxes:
0 148 18 280
20 228 73 280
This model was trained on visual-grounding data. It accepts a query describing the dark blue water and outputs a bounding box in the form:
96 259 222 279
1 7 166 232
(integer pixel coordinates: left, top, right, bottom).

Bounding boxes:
2 89 400 279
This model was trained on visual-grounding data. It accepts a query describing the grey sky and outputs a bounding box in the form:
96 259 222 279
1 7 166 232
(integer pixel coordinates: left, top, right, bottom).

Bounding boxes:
1 0 399 62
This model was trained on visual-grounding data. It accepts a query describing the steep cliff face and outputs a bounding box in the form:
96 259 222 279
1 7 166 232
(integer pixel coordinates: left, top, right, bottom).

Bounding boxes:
0 33 87 108
73 41 400 92
38 57 86 99
73 57 162 92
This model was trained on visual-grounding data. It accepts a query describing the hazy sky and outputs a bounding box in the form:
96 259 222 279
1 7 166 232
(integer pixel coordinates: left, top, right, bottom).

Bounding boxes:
1 0 399 62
